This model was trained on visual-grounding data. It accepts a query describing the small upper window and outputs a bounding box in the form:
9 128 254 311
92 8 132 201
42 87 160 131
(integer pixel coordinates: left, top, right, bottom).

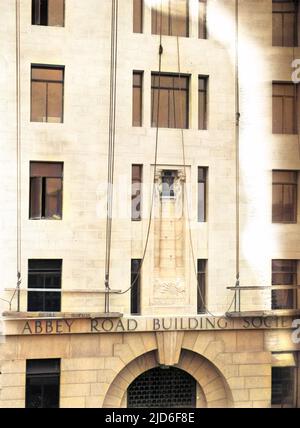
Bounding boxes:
272 0 298 47
152 0 189 37
31 65 64 123
32 0 65 27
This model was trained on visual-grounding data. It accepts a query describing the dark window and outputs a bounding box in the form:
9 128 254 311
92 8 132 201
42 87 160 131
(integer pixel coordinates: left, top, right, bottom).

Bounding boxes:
272 83 297 134
28 260 62 312
199 0 207 39
26 359 60 408
197 260 206 314
152 0 189 37
272 260 297 310
32 0 65 27
133 0 143 33
30 162 63 220
198 167 207 222
31 65 64 123
151 73 189 129
132 165 142 221
272 170 297 223
198 76 208 130
272 0 298 47
131 259 141 315
272 366 296 407
133 72 143 127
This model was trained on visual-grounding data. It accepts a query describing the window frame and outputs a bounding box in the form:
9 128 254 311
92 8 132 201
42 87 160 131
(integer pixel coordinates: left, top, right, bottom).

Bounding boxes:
131 259 141 315
197 259 207 314
198 75 208 130
271 353 298 408
31 64 65 123
151 72 190 129
198 0 207 39
271 259 298 310
26 359 61 409
132 164 143 221
32 0 65 27
272 0 298 47
132 71 143 127
198 167 208 222
28 259 62 312
29 161 64 220
151 0 190 38
133 0 143 33
272 81 298 135
272 170 298 224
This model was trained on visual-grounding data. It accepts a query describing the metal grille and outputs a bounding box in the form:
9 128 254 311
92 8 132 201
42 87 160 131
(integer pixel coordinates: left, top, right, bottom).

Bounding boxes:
127 367 196 408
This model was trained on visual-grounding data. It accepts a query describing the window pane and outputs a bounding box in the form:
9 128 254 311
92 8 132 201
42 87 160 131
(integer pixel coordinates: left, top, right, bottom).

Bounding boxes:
131 259 141 314
272 367 295 407
30 162 63 178
272 289 294 309
47 82 63 123
45 178 62 219
198 168 207 222
31 81 47 122
26 360 60 408
171 0 189 37
283 184 296 221
272 184 283 222
133 72 143 127
133 0 143 33
132 165 142 221
30 177 42 219
272 96 283 133
151 74 189 129
48 0 64 27
32 67 63 82
197 260 206 313
152 0 189 37
283 96 296 134
199 0 207 39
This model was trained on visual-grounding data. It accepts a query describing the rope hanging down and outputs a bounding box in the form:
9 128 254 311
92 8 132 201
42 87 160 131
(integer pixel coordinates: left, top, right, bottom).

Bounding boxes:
119 1 164 296
104 0 119 313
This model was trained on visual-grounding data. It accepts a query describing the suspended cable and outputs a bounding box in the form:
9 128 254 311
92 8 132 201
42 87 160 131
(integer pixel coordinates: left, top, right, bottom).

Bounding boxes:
119 0 164 296
104 0 119 313
234 0 241 312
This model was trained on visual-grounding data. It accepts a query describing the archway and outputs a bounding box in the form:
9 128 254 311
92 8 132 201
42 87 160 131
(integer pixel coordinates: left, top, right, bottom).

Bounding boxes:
127 366 196 408
103 349 233 408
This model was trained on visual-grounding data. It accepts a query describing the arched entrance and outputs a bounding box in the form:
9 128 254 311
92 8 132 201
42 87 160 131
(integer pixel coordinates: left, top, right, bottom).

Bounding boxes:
127 367 196 408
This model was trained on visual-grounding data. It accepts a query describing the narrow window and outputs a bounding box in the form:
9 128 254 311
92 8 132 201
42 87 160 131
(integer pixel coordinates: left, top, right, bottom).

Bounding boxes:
30 162 63 220
272 170 297 223
272 260 297 310
197 260 207 314
161 170 176 198
28 260 62 312
198 167 207 222
272 353 297 408
133 0 143 33
31 65 64 123
272 0 298 47
133 71 143 127
131 259 141 315
26 359 60 408
152 0 189 37
199 0 207 39
132 165 142 221
272 83 297 134
198 76 208 130
151 73 189 129
32 0 65 27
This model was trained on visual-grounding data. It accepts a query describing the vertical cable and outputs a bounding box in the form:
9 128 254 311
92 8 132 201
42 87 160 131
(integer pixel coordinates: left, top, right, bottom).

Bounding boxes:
234 0 241 311
15 0 22 312
104 0 119 313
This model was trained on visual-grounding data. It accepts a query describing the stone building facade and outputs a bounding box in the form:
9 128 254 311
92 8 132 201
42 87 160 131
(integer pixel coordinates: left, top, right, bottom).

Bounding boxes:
0 0 300 408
